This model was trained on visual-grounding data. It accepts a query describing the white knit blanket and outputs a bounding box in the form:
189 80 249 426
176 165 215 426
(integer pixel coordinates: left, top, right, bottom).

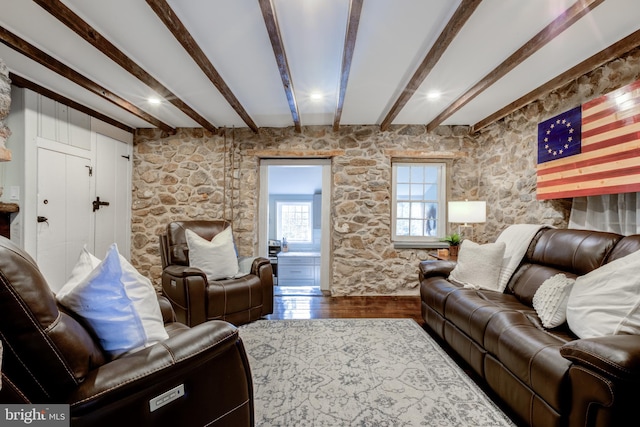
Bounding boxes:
494 224 551 292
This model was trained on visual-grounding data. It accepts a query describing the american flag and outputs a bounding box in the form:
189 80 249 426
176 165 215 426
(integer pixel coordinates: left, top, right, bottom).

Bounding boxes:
536 79 640 200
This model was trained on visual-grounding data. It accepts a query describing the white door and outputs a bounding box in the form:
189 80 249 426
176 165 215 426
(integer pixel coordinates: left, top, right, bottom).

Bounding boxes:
37 147 92 291
94 133 132 259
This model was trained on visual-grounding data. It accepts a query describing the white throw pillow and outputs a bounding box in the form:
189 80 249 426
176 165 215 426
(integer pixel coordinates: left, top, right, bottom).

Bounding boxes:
448 240 506 291
566 249 640 339
185 227 239 281
62 245 101 291
532 273 575 328
56 244 169 358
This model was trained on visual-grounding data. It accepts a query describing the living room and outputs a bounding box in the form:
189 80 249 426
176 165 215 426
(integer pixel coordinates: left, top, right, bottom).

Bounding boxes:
2 1 640 426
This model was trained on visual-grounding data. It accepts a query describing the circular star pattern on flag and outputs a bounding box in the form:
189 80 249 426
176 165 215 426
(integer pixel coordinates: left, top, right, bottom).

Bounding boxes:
542 118 575 157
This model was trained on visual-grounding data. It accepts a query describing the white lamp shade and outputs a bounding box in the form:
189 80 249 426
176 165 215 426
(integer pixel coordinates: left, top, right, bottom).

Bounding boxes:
448 201 486 224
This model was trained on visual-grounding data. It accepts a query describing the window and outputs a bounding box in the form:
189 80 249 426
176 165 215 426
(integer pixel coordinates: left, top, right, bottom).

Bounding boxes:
277 201 312 243
392 161 447 246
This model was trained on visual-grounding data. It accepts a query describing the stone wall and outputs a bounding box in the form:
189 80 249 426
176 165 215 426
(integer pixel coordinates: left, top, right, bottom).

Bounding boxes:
0 58 11 162
131 46 640 296
471 46 640 239
131 123 561 296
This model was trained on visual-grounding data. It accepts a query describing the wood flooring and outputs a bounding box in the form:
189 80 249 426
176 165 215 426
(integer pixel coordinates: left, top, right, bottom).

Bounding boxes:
266 286 424 325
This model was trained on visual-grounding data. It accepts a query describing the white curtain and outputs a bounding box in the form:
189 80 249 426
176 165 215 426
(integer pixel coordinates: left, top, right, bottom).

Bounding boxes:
569 193 640 235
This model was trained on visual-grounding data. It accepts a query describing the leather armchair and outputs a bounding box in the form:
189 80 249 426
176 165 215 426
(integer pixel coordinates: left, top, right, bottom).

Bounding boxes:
160 220 273 327
0 236 254 427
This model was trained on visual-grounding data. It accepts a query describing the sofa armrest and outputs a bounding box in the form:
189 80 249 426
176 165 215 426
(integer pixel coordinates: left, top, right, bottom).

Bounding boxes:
560 335 640 380
251 257 274 315
161 265 208 326
157 294 176 324
418 260 456 281
68 321 244 417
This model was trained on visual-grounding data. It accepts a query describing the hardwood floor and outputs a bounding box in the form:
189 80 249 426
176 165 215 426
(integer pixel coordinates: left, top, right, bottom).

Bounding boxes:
266 286 424 325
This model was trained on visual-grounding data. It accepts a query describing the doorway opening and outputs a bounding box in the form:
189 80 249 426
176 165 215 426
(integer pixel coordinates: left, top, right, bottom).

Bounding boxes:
259 159 331 296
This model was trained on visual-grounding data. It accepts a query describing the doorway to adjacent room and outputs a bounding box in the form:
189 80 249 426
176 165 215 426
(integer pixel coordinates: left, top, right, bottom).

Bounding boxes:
258 159 331 295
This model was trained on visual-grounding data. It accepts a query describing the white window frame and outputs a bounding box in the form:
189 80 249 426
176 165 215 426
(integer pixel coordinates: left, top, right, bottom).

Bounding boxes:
391 160 449 248
276 200 313 243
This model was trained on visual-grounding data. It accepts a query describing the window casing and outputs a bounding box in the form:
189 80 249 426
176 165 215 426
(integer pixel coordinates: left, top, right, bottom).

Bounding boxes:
392 161 448 246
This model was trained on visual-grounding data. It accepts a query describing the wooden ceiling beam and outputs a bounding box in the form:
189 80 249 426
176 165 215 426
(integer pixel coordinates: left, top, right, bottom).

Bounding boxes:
145 0 259 133
258 0 301 133
333 0 363 132
33 0 217 134
472 28 640 132
379 0 482 132
9 73 134 133
426 0 605 132
0 25 175 134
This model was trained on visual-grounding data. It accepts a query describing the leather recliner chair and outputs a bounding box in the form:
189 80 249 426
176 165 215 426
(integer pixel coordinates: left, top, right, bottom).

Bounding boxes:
159 220 274 327
0 236 254 427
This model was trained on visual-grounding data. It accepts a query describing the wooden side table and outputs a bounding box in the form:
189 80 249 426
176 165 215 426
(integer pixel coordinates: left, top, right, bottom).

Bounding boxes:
427 250 457 261
0 203 19 239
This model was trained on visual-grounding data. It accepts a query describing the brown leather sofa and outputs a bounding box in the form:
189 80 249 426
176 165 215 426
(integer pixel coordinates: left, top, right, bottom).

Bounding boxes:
0 236 254 427
160 220 273 327
420 228 640 427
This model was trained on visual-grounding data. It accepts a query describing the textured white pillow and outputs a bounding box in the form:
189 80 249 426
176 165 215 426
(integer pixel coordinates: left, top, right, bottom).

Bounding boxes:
448 240 506 291
566 249 640 339
56 244 169 358
186 227 239 281
532 273 575 328
61 245 101 291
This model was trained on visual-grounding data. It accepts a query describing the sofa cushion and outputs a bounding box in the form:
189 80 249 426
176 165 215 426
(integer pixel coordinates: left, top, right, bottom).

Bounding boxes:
566 248 640 338
448 240 506 290
532 273 575 329
484 310 573 412
507 229 621 304
444 289 527 346
57 244 169 358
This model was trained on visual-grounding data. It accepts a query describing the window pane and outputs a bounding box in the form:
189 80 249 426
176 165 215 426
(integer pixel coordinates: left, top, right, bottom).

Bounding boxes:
397 184 410 200
409 219 423 236
425 203 438 220
279 202 311 242
410 202 423 219
410 166 424 182
410 184 423 200
424 167 437 183
396 219 409 236
397 202 410 218
397 166 410 183
424 183 437 200
425 219 438 236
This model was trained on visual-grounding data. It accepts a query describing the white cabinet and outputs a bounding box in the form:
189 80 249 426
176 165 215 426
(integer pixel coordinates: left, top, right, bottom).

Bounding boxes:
278 253 320 287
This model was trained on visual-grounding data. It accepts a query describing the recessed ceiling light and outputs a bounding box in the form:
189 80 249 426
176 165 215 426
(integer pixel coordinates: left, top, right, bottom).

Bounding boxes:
148 97 162 105
310 92 324 101
426 91 441 100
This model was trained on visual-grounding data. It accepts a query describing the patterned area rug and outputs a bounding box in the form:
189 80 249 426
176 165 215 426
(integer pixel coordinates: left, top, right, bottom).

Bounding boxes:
239 319 515 426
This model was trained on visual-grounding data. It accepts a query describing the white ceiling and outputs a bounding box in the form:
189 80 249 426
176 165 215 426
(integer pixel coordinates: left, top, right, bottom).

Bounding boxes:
268 165 322 195
1 0 639 133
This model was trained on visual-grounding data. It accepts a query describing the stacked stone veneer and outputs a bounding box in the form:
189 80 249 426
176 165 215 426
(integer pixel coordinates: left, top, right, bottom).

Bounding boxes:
132 46 640 296
0 58 11 161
